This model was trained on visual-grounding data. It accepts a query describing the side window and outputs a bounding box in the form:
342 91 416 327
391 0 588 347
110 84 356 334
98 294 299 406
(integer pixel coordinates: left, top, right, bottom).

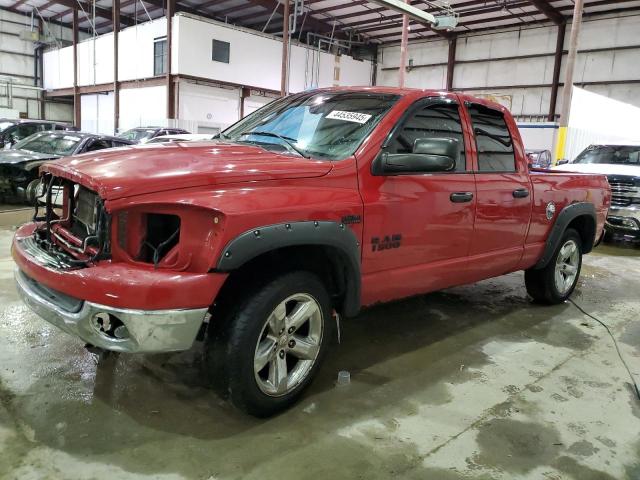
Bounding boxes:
154 37 167 76
467 104 516 172
388 101 467 172
84 139 111 152
15 124 40 141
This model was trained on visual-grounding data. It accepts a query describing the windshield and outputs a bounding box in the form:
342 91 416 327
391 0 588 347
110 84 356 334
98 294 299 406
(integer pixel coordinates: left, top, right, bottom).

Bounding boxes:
221 92 399 160
13 132 82 156
574 145 640 165
0 121 15 133
118 128 156 142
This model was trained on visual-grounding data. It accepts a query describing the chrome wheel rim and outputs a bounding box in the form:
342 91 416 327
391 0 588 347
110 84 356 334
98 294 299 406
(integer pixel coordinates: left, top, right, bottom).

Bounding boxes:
555 239 580 295
253 293 323 397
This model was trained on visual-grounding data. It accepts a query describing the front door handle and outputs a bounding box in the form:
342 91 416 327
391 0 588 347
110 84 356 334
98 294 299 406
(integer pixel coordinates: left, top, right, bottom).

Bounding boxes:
513 188 530 198
450 192 474 203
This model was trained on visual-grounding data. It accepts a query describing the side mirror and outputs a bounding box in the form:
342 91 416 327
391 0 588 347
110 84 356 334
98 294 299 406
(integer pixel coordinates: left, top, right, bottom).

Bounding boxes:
375 138 458 175
557 159 569 165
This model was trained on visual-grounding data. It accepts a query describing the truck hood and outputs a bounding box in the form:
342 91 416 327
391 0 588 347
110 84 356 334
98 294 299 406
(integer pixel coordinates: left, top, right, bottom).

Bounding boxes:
0 149 59 166
552 163 640 176
41 141 333 200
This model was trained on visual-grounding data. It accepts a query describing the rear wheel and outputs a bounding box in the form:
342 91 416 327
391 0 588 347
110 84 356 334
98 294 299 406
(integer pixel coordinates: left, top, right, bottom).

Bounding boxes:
525 228 582 304
205 271 333 417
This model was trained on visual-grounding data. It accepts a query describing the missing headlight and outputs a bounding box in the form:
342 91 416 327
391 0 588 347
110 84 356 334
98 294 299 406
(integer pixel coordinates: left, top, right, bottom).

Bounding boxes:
138 213 181 266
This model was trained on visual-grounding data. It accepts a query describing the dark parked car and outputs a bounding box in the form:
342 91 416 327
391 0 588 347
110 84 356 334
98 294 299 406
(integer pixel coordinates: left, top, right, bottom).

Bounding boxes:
0 131 133 203
0 119 77 149
117 127 190 144
526 149 553 169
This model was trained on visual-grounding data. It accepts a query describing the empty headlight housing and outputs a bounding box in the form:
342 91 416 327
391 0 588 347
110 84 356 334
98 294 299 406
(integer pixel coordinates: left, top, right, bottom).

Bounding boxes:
112 206 223 273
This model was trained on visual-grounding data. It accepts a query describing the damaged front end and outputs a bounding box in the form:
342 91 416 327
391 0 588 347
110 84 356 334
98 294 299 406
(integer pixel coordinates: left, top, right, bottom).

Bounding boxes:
28 173 111 269
12 172 225 353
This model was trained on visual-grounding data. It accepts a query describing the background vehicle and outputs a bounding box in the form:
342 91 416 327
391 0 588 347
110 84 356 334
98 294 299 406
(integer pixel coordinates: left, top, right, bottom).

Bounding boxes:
146 134 216 144
526 149 552 169
12 88 610 417
0 131 133 203
117 127 191 144
0 119 76 149
554 144 640 239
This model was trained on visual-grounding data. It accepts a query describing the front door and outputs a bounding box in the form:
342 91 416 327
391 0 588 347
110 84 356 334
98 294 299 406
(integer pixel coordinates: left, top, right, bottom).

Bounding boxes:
359 97 477 305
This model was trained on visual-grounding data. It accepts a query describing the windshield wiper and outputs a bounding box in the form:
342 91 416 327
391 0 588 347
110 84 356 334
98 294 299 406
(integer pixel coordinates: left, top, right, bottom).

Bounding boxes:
238 131 309 158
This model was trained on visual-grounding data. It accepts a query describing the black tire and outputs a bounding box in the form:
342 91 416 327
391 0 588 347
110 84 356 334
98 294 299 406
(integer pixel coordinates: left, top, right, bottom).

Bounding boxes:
525 228 583 304
205 271 334 417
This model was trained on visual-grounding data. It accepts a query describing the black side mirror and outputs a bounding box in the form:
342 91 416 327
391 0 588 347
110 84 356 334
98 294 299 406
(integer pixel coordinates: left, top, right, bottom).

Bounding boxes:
557 159 569 165
374 138 458 175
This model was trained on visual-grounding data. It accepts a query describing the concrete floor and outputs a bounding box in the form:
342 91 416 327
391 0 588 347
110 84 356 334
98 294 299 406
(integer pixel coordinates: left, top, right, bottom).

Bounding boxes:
0 215 639 480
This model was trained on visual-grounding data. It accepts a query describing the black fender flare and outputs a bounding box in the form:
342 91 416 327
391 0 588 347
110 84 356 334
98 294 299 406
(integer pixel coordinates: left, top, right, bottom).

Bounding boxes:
534 202 597 269
215 221 361 317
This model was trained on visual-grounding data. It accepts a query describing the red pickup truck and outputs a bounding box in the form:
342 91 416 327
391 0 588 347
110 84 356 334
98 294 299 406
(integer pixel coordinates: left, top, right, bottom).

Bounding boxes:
12 87 610 416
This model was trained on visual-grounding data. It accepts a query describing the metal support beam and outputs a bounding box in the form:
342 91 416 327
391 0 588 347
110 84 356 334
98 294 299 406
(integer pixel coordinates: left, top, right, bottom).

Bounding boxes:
527 0 565 24
46 0 135 27
281 0 290 97
446 36 457 91
547 21 566 121
240 87 251 118
398 0 409 88
113 0 120 133
555 0 584 162
72 7 81 128
369 0 437 25
166 0 176 120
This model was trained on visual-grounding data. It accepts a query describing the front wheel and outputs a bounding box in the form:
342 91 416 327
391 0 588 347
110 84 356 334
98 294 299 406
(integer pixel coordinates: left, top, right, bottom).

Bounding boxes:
206 271 334 417
525 228 583 304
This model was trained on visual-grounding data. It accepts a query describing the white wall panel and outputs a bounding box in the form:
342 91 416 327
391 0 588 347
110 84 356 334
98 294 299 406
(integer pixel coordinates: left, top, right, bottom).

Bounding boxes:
174 15 371 92
81 93 114 134
119 85 167 131
76 34 114 86
43 17 168 90
118 18 168 81
43 47 74 90
178 83 240 128
244 95 273 116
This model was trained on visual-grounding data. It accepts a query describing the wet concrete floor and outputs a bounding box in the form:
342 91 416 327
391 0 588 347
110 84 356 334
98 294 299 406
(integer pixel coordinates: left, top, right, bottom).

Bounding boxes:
0 218 639 479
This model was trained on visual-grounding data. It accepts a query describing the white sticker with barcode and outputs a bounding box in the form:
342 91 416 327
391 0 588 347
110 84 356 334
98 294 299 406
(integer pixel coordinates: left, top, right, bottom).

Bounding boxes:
326 110 372 124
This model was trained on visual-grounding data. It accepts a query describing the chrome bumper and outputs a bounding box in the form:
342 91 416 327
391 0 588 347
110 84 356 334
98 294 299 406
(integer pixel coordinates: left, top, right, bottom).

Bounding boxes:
15 269 207 353
606 205 640 233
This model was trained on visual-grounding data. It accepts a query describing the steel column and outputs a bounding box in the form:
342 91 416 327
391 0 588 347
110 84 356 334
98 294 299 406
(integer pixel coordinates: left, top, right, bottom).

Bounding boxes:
555 0 584 162
113 0 120 133
240 87 251 118
72 7 81 128
446 36 457 91
166 0 176 120
548 22 566 122
281 0 290 96
398 0 409 88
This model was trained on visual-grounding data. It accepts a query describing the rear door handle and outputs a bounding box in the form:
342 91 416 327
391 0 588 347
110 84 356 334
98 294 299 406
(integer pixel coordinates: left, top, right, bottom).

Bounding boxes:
513 188 530 198
450 192 474 203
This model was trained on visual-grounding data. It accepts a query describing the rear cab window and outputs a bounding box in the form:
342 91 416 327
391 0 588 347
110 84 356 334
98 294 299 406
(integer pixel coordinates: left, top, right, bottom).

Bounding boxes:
467 103 516 172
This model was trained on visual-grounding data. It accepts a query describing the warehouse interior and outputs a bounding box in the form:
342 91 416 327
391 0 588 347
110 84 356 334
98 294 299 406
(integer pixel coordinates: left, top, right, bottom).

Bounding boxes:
1 1 639 479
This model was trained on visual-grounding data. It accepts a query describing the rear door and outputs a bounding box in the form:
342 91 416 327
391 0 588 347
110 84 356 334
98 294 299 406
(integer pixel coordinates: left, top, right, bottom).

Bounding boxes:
463 102 532 271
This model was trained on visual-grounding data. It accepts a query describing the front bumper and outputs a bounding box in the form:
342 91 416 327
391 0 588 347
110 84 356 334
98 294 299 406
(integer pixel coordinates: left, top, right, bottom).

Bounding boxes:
15 268 207 353
606 205 640 236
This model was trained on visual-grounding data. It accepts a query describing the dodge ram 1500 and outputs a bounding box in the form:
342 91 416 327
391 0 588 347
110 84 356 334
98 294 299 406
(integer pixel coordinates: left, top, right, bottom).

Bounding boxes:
12 87 611 416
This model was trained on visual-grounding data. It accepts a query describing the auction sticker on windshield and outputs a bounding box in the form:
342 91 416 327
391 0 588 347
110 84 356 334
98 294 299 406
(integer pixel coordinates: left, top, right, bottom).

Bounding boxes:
326 110 372 124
